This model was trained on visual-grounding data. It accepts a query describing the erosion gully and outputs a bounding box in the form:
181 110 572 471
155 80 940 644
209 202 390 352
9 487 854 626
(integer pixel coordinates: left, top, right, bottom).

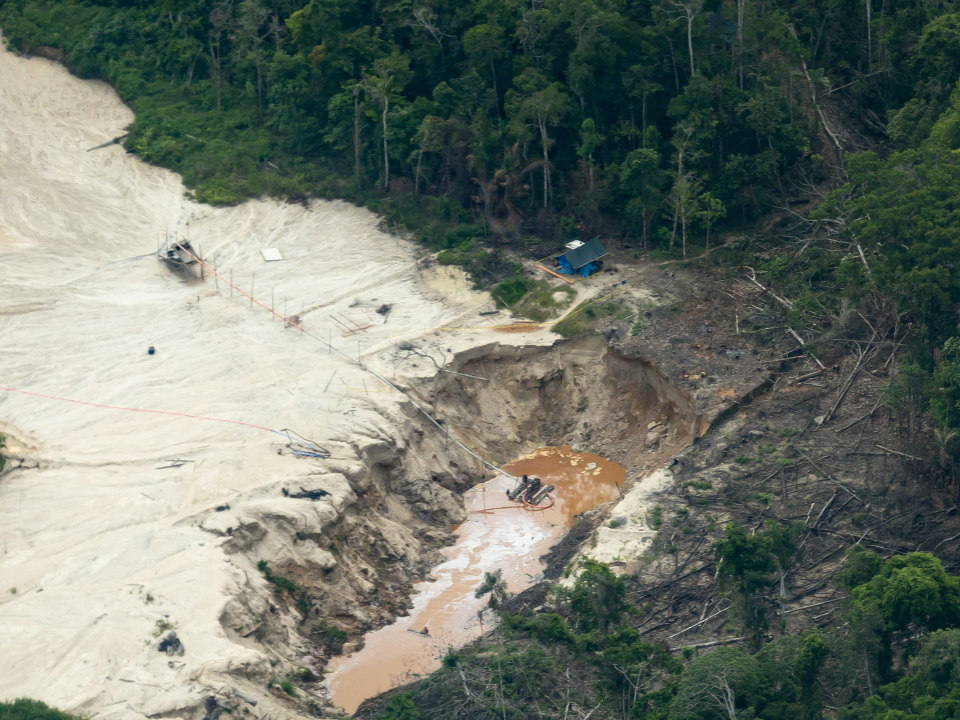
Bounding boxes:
324 445 625 713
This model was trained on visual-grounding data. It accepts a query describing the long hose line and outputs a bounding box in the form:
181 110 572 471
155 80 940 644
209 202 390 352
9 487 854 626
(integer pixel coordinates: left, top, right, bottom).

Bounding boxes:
179 246 516 480
471 493 556 514
0 385 330 458
0 384 273 431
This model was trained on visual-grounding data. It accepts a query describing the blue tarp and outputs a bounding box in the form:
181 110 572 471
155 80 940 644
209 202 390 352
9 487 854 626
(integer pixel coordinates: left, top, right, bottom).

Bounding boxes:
562 238 608 269
553 237 607 277
556 255 599 277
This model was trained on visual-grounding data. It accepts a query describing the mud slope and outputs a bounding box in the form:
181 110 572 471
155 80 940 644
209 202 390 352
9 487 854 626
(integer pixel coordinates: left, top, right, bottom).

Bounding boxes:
415 337 707 470
0 42 534 720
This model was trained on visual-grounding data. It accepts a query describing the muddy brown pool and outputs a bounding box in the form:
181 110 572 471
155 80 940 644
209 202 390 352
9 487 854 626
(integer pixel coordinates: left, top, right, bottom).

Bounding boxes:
324 446 625 713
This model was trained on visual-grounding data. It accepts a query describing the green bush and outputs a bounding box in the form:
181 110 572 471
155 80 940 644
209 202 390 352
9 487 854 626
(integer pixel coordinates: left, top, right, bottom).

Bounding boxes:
491 276 535 306
553 299 623 338
491 277 575 321
257 560 298 593
650 505 663 530
0 700 82 720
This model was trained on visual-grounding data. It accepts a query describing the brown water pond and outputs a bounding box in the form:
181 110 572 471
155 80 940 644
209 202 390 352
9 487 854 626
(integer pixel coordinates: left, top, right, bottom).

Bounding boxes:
324 446 625 713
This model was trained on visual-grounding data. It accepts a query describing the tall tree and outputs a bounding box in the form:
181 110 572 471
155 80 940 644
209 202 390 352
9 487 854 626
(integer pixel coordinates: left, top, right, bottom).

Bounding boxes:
506 69 571 208
463 24 508 116
714 522 778 650
411 115 444 194
696 192 725 257
362 53 413 191
565 559 628 635
672 169 700 259
620 148 667 249
664 0 703 76
735 0 747 88
665 119 707 255
763 520 804 611
233 0 272 121
577 118 603 197
623 64 663 148
411 7 452 67
553 0 625 115
353 81 364 188
208 0 234 115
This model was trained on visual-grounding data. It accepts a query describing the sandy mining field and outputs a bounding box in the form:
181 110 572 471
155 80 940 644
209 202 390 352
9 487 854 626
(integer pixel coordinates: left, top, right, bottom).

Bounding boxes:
0 42 560 720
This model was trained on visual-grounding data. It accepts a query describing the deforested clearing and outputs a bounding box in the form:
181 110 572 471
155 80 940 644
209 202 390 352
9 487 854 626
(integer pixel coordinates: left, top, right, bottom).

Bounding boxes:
0 43 522 718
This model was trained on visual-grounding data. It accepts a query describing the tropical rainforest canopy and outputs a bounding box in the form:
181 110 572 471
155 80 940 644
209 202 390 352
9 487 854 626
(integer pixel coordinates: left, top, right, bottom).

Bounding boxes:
0 0 953 258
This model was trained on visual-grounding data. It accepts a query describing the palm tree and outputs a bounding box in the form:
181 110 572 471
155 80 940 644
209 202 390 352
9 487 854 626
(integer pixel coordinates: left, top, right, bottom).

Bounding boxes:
475 569 508 609
475 569 508 720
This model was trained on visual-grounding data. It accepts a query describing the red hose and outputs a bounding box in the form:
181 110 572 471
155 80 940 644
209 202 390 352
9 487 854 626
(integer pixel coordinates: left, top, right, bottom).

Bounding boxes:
467 492 556 514
522 492 555 511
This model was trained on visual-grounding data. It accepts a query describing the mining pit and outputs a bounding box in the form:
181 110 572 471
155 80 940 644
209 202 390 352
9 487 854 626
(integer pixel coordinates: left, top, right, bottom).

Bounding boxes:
321 327 713 714
0 41 709 720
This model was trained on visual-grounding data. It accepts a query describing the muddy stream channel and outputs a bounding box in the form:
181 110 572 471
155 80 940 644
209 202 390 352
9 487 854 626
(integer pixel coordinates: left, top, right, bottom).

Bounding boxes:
325 446 625 713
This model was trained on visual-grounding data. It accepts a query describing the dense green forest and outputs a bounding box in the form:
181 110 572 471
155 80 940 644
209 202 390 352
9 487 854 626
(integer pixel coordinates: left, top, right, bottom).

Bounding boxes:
0 0 865 247
370 540 960 720
0 0 954 265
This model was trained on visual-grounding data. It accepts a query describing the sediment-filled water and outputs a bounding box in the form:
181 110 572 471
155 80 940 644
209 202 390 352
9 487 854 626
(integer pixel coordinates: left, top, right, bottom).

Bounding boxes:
325 446 625 713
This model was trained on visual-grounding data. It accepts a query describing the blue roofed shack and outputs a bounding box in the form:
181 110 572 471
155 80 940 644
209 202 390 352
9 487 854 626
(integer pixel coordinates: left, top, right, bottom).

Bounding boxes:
553 237 608 277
